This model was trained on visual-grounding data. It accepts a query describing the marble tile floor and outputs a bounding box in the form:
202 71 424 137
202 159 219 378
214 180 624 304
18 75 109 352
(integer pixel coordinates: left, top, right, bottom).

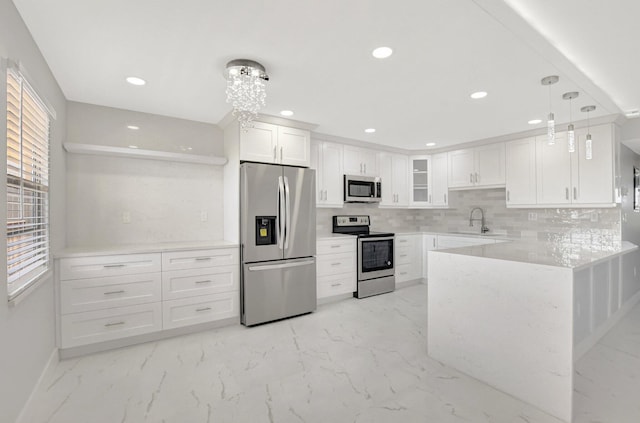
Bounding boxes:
21 284 639 423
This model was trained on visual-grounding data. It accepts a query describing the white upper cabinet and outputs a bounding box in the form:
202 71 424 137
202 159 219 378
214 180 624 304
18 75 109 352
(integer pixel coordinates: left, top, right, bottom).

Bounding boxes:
311 140 344 208
535 124 615 207
343 145 378 176
240 122 310 167
431 153 449 207
505 137 537 206
409 154 448 208
448 143 505 189
378 152 409 207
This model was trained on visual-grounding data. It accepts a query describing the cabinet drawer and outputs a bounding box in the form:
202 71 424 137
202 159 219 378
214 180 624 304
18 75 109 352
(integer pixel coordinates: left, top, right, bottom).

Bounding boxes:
162 248 239 272
396 263 421 283
59 253 161 281
162 265 238 300
396 235 420 249
60 273 162 314
396 247 418 265
162 292 239 330
60 302 161 348
317 238 356 255
317 273 356 299
316 252 355 277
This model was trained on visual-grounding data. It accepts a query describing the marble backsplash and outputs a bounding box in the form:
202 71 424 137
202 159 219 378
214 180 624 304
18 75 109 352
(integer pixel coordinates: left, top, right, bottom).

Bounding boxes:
316 188 622 249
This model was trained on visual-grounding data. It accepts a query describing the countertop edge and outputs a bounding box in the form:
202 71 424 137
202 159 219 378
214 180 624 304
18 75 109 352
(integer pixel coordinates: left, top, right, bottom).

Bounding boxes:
54 240 239 259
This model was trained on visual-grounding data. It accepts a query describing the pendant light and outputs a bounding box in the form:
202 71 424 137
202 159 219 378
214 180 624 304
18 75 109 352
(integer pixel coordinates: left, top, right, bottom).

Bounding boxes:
581 105 596 160
562 91 579 153
541 76 559 145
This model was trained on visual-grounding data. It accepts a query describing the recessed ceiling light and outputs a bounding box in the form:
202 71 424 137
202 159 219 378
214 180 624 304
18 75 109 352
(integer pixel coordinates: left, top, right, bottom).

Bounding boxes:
280 110 294 117
126 76 146 86
372 47 393 59
426 142 437 147
364 128 376 133
128 145 139 149
528 119 542 125
625 110 640 118
127 125 139 130
470 91 488 99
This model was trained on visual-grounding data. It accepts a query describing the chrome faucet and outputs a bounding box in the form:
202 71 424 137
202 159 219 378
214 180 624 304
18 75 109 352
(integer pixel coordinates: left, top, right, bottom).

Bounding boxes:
469 207 489 233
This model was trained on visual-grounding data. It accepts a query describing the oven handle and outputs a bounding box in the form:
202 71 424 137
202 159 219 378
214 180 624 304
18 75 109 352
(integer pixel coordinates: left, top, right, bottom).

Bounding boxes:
359 236 395 243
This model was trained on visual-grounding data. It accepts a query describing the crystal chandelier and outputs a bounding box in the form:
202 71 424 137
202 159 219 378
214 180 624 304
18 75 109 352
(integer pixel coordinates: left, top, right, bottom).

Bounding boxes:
224 59 269 131
563 91 579 153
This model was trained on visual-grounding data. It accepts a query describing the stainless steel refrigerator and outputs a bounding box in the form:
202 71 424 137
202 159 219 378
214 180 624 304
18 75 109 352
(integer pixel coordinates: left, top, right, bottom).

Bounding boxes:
240 162 316 326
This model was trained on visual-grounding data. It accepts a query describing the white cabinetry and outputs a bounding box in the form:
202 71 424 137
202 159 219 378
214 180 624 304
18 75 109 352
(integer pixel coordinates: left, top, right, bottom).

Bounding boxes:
422 235 438 280
343 145 377 176
505 137 537 206
239 121 310 167
535 124 615 207
448 143 505 189
409 154 448 208
311 140 344 207
58 246 240 350
316 238 356 299
378 152 409 207
395 234 423 283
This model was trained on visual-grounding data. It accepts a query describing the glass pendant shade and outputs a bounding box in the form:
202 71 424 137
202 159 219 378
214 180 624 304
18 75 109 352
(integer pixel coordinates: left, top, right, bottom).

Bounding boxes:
547 112 555 145
586 133 593 160
567 124 575 153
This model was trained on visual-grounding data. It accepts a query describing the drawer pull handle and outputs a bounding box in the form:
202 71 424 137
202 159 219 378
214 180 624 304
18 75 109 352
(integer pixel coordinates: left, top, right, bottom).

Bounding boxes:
104 264 125 268
399 240 407 243
331 283 342 287
400 272 407 275
195 257 212 261
104 290 125 295
400 254 407 257
331 262 342 266
196 307 212 312
104 321 125 327
195 280 211 284
330 245 341 248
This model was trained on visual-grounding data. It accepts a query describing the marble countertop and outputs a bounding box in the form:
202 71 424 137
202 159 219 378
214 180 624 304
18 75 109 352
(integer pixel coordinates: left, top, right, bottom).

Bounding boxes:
431 239 638 269
55 240 238 258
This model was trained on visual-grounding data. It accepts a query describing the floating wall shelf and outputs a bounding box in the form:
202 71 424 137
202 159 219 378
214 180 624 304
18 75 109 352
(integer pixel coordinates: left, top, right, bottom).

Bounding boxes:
63 143 227 166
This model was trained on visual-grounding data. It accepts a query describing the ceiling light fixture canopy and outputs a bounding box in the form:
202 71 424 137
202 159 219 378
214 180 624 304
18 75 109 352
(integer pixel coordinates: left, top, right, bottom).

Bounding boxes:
581 105 596 160
224 59 269 131
541 75 559 145
563 91 579 153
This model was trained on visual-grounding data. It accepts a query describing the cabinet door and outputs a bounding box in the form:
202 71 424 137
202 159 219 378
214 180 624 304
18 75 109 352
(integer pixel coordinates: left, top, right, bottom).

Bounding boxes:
448 149 475 188
392 155 409 206
475 143 505 187
321 142 344 207
239 121 278 164
278 126 310 167
361 149 378 176
572 125 615 205
343 146 365 175
431 153 448 206
377 153 394 206
310 141 322 204
536 133 572 205
410 156 431 206
505 138 536 206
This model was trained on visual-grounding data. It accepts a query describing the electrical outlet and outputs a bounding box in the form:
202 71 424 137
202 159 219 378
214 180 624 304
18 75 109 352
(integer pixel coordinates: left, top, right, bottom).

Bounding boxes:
528 212 537 221
122 211 131 224
200 210 208 222
590 212 598 222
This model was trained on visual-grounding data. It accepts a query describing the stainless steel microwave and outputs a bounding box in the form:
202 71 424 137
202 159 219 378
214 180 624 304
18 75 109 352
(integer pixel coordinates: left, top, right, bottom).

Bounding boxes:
344 175 381 203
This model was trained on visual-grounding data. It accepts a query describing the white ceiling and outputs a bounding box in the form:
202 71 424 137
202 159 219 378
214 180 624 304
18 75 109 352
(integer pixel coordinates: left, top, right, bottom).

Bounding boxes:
11 0 638 151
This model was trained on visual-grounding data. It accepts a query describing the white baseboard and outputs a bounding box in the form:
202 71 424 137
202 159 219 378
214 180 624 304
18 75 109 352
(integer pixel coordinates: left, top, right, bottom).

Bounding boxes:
15 347 59 423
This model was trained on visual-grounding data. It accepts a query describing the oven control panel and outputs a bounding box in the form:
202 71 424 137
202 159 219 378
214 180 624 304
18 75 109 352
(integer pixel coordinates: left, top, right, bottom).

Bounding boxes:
334 215 369 226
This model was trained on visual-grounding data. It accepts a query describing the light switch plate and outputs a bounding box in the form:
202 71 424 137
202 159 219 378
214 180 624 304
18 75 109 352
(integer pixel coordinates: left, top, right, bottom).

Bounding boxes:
200 211 208 222
122 211 131 224
528 212 537 221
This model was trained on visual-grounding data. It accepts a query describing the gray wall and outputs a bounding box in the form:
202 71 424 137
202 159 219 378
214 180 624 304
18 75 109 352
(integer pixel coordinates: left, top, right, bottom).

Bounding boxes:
0 0 67 421
66 102 225 246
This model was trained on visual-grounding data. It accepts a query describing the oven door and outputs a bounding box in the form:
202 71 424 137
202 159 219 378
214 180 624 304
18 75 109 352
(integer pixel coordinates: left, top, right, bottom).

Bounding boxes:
358 236 394 280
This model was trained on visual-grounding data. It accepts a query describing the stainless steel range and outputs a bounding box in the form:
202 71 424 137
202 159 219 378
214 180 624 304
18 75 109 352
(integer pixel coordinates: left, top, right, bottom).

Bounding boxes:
332 215 395 298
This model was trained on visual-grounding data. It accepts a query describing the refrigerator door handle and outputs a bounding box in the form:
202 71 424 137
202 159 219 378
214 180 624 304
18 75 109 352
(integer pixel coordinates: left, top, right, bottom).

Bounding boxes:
248 259 315 272
284 175 291 250
277 176 285 250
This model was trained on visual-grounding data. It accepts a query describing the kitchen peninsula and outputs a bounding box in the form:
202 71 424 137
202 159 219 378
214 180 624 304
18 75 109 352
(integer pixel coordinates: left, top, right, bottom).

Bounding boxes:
427 239 640 422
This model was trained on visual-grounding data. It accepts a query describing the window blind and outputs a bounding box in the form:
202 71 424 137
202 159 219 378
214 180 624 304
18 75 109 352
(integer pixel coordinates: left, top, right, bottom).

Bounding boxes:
6 69 50 299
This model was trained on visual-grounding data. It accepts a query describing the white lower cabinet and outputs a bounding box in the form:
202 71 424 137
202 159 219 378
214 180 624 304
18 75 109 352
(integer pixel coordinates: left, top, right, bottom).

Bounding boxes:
57 246 239 350
316 238 356 299
162 292 239 330
395 234 423 283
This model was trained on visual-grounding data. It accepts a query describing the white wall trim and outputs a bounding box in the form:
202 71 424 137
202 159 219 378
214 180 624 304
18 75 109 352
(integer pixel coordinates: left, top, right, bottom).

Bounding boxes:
15 348 59 423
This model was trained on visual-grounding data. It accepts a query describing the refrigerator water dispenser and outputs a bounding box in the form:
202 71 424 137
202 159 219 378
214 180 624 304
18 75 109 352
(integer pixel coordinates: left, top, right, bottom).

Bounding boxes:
255 216 277 245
